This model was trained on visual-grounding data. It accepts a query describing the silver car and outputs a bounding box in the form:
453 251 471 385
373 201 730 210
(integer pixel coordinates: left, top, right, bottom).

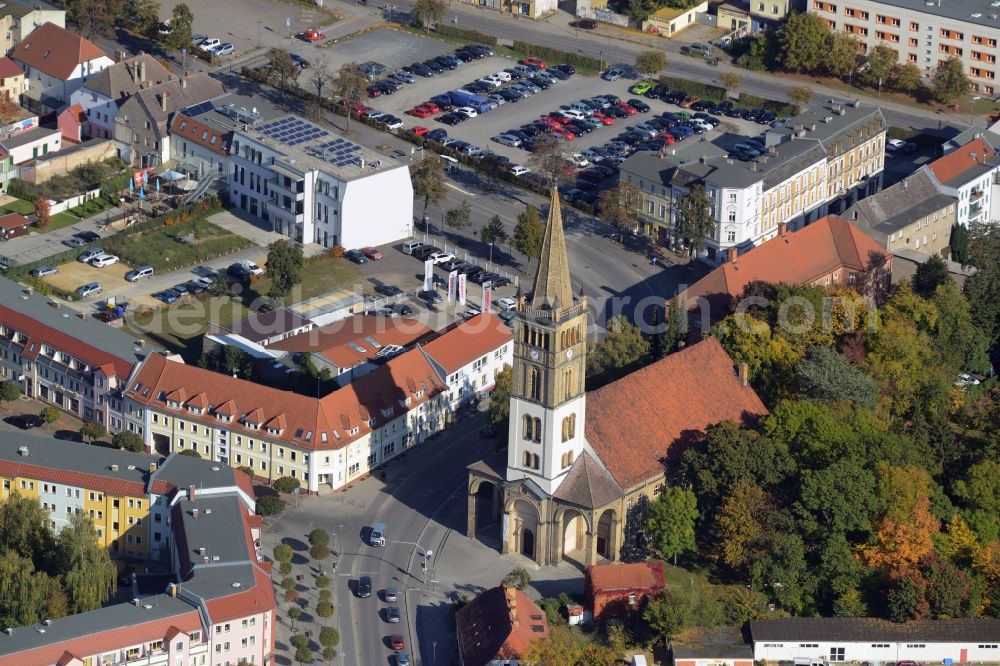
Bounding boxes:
76 282 102 298
31 266 58 277
78 248 105 263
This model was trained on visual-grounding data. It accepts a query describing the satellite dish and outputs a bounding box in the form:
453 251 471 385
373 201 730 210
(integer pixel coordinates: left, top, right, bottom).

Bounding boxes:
252 107 257 114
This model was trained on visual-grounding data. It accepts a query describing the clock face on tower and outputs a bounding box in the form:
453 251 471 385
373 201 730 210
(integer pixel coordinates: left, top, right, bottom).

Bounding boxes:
566 348 574 360
530 350 540 360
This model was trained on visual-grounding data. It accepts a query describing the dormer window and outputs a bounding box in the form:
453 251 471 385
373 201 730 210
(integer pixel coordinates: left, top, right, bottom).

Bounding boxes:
381 408 394 418
368 418 376 427
266 427 282 435
349 427 359 435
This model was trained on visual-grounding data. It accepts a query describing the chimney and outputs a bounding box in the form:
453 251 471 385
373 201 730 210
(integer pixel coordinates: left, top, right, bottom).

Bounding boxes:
902 179 908 189
110 464 119 472
180 77 187 90
168 583 178 598
160 92 169 112
778 221 787 236
132 598 141 606
188 485 196 501
738 362 749 386
148 462 157 473
727 247 738 263
138 60 145 83
809 123 816 131
750 161 758 172
837 107 846 116
192 508 200 519
699 154 708 164
16 446 28 457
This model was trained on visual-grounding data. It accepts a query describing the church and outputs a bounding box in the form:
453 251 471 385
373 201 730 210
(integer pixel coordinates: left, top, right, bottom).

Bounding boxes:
466 189 768 568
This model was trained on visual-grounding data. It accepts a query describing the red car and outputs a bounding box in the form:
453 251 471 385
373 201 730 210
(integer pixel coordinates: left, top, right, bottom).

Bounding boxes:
662 132 676 145
302 27 326 41
421 101 441 113
389 635 405 650
521 56 547 69
362 246 383 260
616 103 637 116
680 96 700 109
413 125 430 136
407 107 433 118
551 126 574 140
366 86 382 98
592 112 614 125
339 100 368 116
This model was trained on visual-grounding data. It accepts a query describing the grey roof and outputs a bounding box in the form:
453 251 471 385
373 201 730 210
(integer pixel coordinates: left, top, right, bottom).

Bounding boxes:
553 451 623 509
151 451 242 494
855 0 1000 30
179 91 287 136
0 429 159 486
672 627 753 659
119 73 226 137
750 618 1000 643
173 496 253 572
0 275 156 366
0 126 60 150
941 127 1000 154
83 54 173 100
1 0 63 18
0 595 197 658
222 307 312 343
36 136 113 161
847 171 957 238
769 98 886 147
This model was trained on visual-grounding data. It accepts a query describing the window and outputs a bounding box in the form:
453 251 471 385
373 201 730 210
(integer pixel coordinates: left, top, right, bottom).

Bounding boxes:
521 452 540 469
563 367 575 400
906 645 926 649
560 450 575 469
830 648 845 661
561 414 576 442
522 415 541 442
871 644 889 648
527 366 541 400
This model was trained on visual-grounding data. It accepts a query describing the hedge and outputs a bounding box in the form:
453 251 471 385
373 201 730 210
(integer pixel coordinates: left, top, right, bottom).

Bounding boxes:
736 92 797 117
511 41 601 71
656 75 726 102
434 24 497 46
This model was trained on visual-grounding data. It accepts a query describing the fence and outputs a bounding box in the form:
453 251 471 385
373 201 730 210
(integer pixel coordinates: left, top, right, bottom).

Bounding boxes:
48 188 102 215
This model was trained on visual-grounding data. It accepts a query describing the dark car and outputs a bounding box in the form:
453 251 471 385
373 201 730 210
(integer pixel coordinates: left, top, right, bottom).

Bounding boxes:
366 85 382 98
425 128 448 143
418 289 443 305
290 54 309 69
227 263 253 280
725 106 746 118
345 249 368 264
743 107 764 122
358 576 372 598
546 68 569 80
75 230 100 243
438 113 462 126
570 18 598 29
385 607 401 623
454 49 476 62
757 111 777 124
711 101 734 115
690 100 714 111
413 246 439 260
375 284 404 297
531 76 551 90
435 56 458 70
4 414 42 430
647 84 668 99
423 59 445 73
553 64 576 77
663 90 685 105
464 82 491 94
499 88 521 103
411 63 434 77
627 98 651 113
605 105 628 119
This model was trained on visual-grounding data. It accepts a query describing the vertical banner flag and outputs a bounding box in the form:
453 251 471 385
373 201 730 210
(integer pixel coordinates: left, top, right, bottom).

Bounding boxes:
482 282 492 312
447 270 458 302
458 273 467 305
423 259 434 292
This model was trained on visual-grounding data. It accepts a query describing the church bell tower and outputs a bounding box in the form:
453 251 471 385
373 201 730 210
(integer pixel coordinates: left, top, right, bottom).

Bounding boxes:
506 188 588 496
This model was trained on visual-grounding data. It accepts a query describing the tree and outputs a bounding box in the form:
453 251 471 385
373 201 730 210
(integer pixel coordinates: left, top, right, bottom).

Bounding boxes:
779 11 832 73
597 181 642 234
657 297 687 358
78 421 106 444
736 32 778 71
0 95 22 125
273 543 293 564
309 543 330 561
278 561 293 575
719 71 741 97
912 254 950 298
274 476 300 493
309 62 333 101
73 0 123 39
932 280 990 374
952 460 1000 543
675 184 716 257
513 205 545 260
333 63 368 137
265 240 305 299
410 153 447 225
795 459 877 538
323 647 337 662
860 44 896 88
284 588 300 603
268 48 301 103
127 0 161 34
643 587 693 640
795 346 879 408
480 214 509 247
606 621 630 656
713 480 773 570
316 600 334 622
111 431 144 452
178 448 202 458
0 549 51 626
487 365 512 429
39 406 59 428
316 576 331 589
445 200 472 230
586 316 649 388
824 32 862 79
635 50 667 76
56 513 117 614
891 62 923 93
295 645 314 663
503 567 531 590
319 626 340 650
932 57 971 102
646 487 698 564
165 2 193 49
309 529 330 547
34 198 50 231
787 85 813 108
281 576 296 591
950 223 969 264
412 0 446 27
963 223 1000 346
0 380 20 410
288 606 302 630
256 495 285 516
527 134 572 185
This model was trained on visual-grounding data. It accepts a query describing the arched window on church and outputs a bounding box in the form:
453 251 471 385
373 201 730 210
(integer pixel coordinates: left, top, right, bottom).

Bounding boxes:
523 416 541 442
522 451 531 467
561 414 576 442
561 450 575 469
528 366 541 401
563 367 575 401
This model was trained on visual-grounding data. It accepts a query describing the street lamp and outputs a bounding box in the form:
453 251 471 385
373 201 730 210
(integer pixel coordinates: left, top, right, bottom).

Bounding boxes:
971 95 982 125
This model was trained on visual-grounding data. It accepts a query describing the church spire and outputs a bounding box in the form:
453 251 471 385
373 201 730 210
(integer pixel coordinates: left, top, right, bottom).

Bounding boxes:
530 187 574 309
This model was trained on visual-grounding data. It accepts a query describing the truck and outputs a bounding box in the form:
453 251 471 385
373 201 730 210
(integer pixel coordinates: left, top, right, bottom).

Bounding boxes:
448 89 491 113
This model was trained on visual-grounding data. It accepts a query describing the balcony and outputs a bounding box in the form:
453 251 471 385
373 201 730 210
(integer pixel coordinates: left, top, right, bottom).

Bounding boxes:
969 189 985 202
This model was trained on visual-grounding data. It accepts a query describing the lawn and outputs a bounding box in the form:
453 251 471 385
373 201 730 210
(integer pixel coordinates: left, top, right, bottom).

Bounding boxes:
250 254 360 302
0 199 35 215
105 218 253 272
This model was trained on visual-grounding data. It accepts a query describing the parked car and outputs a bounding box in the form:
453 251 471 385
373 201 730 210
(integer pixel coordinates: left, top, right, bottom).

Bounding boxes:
125 266 155 281
241 260 263 275
570 18 598 28
31 266 58 277
214 43 235 57
89 253 119 268
357 576 372 598
429 251 455 264
602 67 624 81
345 249 368 264
62 236 87 248
302 27 326 41
374 284 403 297
155 289 181 305
227 263 253 280
386 607 401 623
77 248 104 263
495 297 517 311
418 289 443 305
389 635 405 650
199 37 221 51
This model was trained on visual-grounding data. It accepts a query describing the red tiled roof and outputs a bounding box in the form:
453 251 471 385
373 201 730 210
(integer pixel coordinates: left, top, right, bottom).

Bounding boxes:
0 459 173 498
0 212 29 231
234 468 254 498
270 315 434 370
420 313 513 374
11 22 107 80
0 56 23 79
0 303 135 379
585 338 767 489
587 561 665 593
169 113 232 157
206 566 276 623
60 103 85 123
456 585 550 666
928 137 996 185
679 215 888 318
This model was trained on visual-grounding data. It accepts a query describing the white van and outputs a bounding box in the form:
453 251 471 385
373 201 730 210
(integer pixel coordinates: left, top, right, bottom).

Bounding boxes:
402 241 422 255
369 522 386 547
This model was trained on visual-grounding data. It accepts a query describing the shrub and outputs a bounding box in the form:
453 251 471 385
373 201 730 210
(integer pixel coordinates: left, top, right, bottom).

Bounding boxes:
656 75 726 102
309 544 330 561
512 40 601 70
319 589 333 601
736 92 797 116
256 495 285 516
290 633 309 649
308 529 330 547
315 576 331 589
434 24 497 45
273 476 301 493
281 577 296 591
178 449 202 458
39 406 60 427
279 561 293 575
319 626 340 648
316 600 334 619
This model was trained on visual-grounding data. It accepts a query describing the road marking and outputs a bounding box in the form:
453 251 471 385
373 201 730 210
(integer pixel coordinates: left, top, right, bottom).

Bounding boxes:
446 182 476 196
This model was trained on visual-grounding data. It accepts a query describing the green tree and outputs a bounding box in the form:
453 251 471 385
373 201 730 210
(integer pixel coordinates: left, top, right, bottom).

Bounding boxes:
71 0 124 39
950 223 969 264
0 549 51 626
281 576 296 591
912 254 950 298
295 646 313 664
749 530 809 613
256 495 285 516
712 480 773 571
290 633 308 649
316 576 331 589
274 476 301 493
719 71 741 97
824 32 862 79
316 600 334 622
674 184 716 258
833 588 869 617
127 0 161 34
794 459 877 538
333 63 368 137
111 431 144 452
952 460 1000 543
309 543 330 561
932 280 990 373
860 44 896 87
56 513 117 614
487 365 512 429
513 205 545 260
779 11 832 73
586 316 649 388
795 346 879 408
39 406 60 428
963 222 1000 346
0 380 20 409
412 0 446 27
165 2 193 49
606 621 630 656
178 448 202 458
635 50 667 76
643 587 693 640
503 567 531 590
323 647 337 662
319 626 340 649
445 200 472 230
891 62 923 92
309 529 330 547
266 240 305 299
736 32 778 71
932 57 971 102
597 181 642 234
79 421 106 444
268 48 301 103
655 298 687 359
0 491 53 559
288 606 302 630
480 214 509 247
646 487 698 564
410 153 447 222
273 543 293 564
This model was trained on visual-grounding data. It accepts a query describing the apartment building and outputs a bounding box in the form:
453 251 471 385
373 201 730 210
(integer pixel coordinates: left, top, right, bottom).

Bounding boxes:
229 113 413 249
420 313 514 411
0 276 153 432
0 0 65 54
0 57 27 104
70 54 172 140
620 99 885 263
809 0 1000 95
921 136 1000 225
0 433 275 666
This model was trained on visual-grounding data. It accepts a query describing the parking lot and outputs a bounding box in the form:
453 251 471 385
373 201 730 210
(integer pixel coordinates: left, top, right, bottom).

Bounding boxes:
43 258 135 303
